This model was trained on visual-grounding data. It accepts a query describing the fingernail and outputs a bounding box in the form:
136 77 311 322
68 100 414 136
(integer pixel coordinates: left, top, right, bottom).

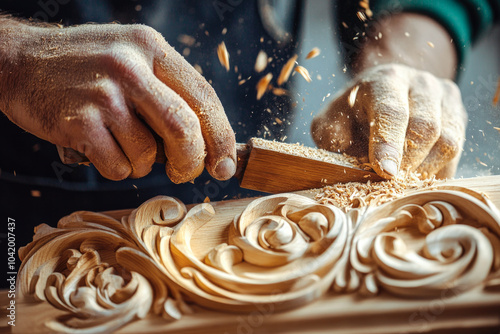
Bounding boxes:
214 157 236 180
380 159 398 177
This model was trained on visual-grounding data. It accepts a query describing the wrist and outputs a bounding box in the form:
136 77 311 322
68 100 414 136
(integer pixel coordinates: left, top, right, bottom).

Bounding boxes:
351 13 457 80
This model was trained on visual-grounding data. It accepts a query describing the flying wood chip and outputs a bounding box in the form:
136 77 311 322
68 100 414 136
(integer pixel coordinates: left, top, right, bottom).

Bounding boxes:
277 54 298 86
294 66 312 83
306 47 321 60
217 42 230 71
256 73 273 100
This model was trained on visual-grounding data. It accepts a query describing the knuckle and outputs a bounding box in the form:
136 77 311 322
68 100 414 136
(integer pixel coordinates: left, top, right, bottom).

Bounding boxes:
408 116 441 141
99 47 128 68
93 80 122 109
100 47 147 81
413 72 439 90
129 24 166 46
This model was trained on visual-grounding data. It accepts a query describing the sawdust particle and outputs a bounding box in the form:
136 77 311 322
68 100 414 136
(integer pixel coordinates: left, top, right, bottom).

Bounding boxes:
306 47 321 60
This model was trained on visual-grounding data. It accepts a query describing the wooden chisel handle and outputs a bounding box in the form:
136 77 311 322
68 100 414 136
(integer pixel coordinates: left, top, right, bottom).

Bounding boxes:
56 137 381 193
56 142 170 165
56 143 250 178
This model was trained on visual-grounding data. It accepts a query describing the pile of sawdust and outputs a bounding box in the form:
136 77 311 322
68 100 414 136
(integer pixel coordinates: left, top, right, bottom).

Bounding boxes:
315 171 438 211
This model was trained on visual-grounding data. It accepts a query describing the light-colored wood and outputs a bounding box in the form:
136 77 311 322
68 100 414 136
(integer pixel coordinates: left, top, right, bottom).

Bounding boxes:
10 175 500 334
239 138 382 193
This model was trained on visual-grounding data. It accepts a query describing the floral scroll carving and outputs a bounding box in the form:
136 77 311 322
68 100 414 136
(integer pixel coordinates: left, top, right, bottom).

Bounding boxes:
18 187 500 333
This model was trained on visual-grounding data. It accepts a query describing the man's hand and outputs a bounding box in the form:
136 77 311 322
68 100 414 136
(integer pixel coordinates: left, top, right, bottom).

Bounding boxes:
311 64 467 179
0 20 236 182
312 13 468 179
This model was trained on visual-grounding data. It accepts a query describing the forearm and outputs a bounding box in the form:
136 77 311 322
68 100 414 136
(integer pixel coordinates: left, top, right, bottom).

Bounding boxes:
0 16 33 120
350 13 458 80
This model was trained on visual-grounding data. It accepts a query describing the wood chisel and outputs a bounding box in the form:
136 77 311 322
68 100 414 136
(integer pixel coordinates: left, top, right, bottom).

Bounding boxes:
56 138 382 193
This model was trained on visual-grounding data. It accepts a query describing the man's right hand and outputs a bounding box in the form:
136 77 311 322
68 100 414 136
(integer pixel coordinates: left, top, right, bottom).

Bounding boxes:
0 20 236 183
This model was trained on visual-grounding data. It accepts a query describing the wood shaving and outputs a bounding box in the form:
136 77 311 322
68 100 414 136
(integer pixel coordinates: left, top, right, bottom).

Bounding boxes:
254 50 268 73
494 127 500 133
256 73 273 100
277 54 298 86
217 42 230 71
348 85 360 107
306 47 321 60
315 171 438 211
294 65 312 82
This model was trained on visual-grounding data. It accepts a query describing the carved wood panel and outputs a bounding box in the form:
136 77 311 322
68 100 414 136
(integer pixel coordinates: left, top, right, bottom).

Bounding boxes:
17 185 500 333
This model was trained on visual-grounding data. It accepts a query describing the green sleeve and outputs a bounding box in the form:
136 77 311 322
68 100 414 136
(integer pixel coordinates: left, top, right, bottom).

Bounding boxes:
370 0 500 65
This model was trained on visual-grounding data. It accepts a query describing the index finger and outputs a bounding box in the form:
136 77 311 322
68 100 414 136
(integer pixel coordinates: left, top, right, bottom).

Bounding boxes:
362 72 410 178
153 39 236 180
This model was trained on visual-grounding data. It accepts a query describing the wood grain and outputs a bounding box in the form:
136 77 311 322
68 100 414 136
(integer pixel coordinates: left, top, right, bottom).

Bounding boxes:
239 139 382 193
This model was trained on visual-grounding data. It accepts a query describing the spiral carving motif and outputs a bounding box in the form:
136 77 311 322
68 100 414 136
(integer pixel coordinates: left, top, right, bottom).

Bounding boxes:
17 187 500 333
